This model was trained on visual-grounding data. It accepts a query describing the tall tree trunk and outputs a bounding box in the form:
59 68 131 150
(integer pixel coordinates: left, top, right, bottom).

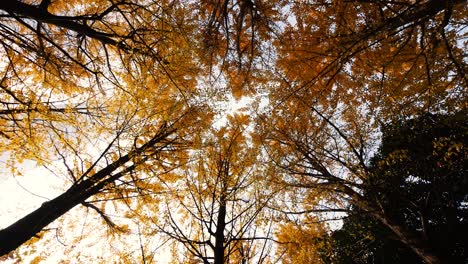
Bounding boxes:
374 214 444 264
0 192 73 256
214 196 227 264
0 179 100 256
0 129 173 256
343 186 445 264
0 163 133 256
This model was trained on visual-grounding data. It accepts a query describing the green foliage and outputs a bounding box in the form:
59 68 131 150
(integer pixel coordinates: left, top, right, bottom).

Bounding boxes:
323 212 423 264
324 111 468 263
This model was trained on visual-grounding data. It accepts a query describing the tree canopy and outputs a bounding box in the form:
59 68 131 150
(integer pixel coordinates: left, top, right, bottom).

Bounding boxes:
0 0 466 263
322 111 467 263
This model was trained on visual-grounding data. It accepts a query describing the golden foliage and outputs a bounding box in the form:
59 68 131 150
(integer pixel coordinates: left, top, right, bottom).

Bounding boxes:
276 217 329 264
0 0 466 262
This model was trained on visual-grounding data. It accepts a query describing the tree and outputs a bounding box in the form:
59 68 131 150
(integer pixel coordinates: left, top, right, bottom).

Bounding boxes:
0 0 201 160
0 113 201 256
275 0 466 119
0 0 466 261
0 0 210 256
365 111 467 263
275 215 329 264
321 111 467 263
260 109 467 264
260 1 466 263
195 0 283 98
322 210 423 264
151 114 278 263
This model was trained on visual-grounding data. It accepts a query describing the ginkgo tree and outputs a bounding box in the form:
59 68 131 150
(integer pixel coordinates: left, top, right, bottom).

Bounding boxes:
0 0 201 160
261 1 466 264
275 215 329 264
132 114 280 263
0 0 211 258
274 0 466 120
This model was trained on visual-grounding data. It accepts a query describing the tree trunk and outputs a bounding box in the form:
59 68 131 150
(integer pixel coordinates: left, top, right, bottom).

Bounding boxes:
0 185 89 256
367 210 444 264
343 186 445 264
0 129 173 256
0 161 134 256
214 196 227 264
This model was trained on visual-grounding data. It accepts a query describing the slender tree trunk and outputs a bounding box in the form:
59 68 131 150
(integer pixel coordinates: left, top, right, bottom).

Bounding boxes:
375 214 444 264
214 196 227 264
343 186 445 264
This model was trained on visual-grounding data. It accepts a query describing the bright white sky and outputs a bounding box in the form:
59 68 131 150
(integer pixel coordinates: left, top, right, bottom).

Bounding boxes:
0 158 63 228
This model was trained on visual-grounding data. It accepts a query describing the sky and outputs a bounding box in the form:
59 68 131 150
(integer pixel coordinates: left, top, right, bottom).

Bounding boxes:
0 158 63 228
